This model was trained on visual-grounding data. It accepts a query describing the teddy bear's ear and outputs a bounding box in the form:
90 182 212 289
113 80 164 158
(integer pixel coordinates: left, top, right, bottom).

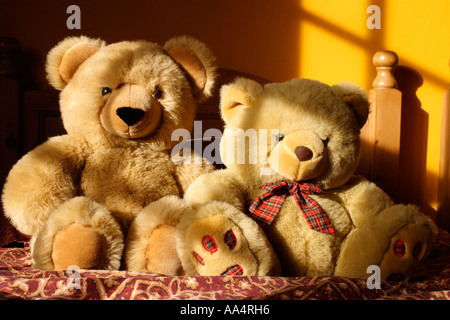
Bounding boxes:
46 36 106 90
220 77 263 125
164 36 217 103
331 83 370 129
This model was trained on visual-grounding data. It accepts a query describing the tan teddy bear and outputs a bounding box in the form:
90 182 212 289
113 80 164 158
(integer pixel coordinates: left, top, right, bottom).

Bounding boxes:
176 77 438 280
1 35 217 274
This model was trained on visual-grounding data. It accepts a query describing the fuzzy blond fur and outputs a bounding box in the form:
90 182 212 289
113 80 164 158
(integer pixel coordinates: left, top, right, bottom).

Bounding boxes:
176 201 281 276
2 36 217 272
124 196 188 271
183 77 438 279
46 36 106 90
32 197 123 270
164 36 217 103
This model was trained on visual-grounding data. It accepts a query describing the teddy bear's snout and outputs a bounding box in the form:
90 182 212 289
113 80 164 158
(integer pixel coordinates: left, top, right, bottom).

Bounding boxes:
100 83 162 139
268 130 328 182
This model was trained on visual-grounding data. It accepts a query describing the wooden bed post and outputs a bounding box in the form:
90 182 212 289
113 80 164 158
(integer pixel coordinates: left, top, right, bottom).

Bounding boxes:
359 51 402 199
438 60 450 230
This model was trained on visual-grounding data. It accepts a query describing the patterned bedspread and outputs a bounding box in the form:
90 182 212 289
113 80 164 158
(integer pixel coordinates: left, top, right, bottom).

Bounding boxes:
1 229 449 300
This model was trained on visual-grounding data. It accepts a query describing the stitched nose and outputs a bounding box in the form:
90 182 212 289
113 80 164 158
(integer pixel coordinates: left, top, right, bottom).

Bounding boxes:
116 107 145 126
295 146 313 161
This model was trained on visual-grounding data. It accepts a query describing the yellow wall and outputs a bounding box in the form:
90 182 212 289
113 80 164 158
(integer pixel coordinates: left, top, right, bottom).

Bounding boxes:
297 0 450 215
1 0 449 215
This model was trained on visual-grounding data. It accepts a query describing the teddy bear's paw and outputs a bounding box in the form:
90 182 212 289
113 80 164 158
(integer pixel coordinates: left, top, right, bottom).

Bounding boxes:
177 201 281 276
379 223 433 281
32 197 123 271
185 215 257 276
124 195 187 274
51 224 108 270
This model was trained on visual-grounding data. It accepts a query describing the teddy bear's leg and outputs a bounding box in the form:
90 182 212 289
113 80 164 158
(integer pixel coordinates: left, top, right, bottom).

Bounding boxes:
334 204 437 281
32 196 124 271
176 201 281 276
378 222 433 281
124 195 187 275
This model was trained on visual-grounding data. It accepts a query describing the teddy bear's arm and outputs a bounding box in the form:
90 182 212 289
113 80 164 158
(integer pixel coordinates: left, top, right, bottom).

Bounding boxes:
334 175 395 227
2 135 85 236
172 151 216 194
183 169 247 211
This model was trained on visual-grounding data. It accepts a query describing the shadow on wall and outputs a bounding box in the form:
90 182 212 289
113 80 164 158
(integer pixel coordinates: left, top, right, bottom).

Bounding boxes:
396 66 428 208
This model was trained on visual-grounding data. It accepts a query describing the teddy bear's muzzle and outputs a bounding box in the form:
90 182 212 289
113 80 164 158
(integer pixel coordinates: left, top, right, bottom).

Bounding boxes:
100 84 162 139
268 130 328 181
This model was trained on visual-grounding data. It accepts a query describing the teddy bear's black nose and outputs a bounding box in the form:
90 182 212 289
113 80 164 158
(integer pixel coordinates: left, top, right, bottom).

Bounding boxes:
116 107 145 126
295 146 313 161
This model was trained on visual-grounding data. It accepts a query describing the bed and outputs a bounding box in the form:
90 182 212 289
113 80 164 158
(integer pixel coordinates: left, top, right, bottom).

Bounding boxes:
1 38 449 300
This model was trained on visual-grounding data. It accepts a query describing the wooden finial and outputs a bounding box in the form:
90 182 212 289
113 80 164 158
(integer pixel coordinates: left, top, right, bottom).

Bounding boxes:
372 50 398 89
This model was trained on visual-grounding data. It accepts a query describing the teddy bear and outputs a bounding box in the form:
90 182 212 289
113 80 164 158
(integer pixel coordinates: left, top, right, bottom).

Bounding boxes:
175 77 438 280
1 35 217 274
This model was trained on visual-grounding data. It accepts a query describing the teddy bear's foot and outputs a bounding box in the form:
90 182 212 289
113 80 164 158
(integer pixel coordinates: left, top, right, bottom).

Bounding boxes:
32 197 124 271
379 223 432 281
124 195 187 275
51 224 108 270
334 204 437 280
176 201 281 276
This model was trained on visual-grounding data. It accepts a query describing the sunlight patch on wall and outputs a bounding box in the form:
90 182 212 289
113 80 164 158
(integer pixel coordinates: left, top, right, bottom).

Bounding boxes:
300 0 370 40
384 0 450 209
299 20 368 88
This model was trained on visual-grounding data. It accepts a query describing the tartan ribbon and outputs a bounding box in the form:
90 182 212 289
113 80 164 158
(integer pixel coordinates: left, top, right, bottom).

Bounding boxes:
248 180 335 235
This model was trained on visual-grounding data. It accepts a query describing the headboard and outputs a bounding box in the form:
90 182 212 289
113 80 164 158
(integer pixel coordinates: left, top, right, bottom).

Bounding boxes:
357 51 402 200
0 37 449 240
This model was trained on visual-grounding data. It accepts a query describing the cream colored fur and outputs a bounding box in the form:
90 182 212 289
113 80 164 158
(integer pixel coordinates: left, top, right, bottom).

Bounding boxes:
176 201 281 276
32 197 123 270
183 77 438 279
2 36 217 273
124 195 188 271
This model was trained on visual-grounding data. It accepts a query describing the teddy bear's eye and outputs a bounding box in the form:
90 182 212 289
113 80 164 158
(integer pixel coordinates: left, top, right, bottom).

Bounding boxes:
153 86 162 99
101 87 112 96
322 137 329 147
275 134 285 143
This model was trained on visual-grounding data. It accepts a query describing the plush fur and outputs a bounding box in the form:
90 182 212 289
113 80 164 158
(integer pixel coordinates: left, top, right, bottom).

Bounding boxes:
2 36 217 272
181 77 438 280
176 200 281 276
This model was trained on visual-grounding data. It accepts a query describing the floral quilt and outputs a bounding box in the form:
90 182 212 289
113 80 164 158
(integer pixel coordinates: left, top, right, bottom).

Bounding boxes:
1 229 449 300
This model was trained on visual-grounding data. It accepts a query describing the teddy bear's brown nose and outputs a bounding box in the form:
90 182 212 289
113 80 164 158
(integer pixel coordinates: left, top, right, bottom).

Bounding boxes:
295 146 313 161
116 107 145 126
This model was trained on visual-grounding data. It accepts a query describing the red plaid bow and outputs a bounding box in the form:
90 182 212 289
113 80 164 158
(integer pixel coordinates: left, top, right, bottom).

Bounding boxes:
248 180 335 235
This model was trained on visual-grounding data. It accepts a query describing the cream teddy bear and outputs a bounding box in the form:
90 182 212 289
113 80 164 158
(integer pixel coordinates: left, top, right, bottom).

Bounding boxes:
176 77 437 280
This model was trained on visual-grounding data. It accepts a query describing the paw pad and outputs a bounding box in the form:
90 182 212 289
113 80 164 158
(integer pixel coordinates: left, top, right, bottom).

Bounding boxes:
221 264 244 276
394 239 406 257
193 251 205 265
224 230 237 249
202 235 218 254
192 229 241 271
393 239 424 259
413 243 422 258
